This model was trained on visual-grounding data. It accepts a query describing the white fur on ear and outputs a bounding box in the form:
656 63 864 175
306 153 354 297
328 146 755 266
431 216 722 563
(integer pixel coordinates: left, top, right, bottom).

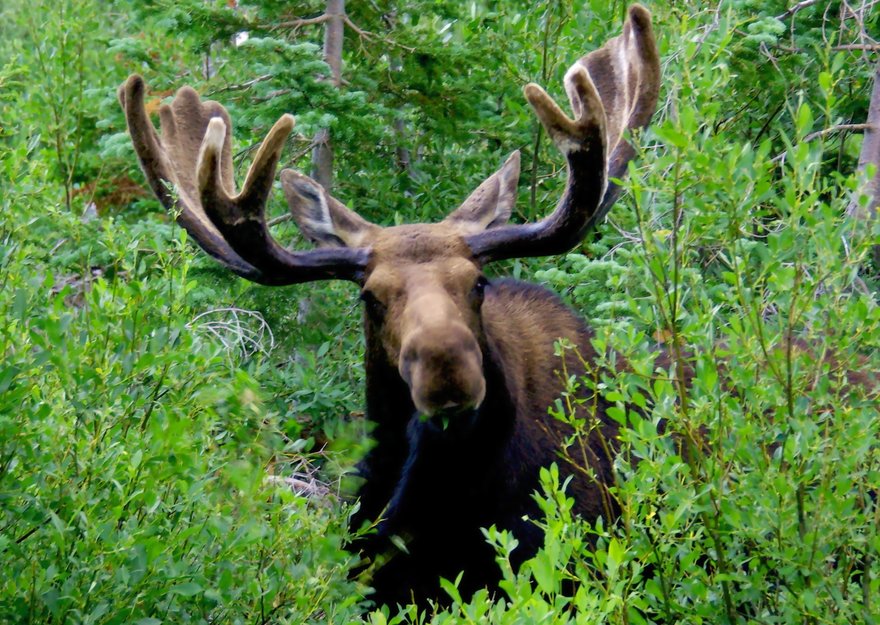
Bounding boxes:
490 151 520 228
444 151 521 235
282 174 340 244
293 179 332 231
280 169 377 248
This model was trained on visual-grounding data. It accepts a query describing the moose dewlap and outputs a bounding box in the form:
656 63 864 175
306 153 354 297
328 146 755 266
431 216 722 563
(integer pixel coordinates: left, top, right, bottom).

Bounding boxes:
119 4 660 608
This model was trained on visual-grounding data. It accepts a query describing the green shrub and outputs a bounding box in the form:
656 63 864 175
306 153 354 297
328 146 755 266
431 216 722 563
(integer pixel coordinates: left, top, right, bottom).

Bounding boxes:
0 198 365 624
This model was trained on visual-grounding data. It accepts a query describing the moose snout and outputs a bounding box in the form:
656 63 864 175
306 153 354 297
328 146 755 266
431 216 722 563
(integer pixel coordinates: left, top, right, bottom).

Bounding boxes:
399 324 486 417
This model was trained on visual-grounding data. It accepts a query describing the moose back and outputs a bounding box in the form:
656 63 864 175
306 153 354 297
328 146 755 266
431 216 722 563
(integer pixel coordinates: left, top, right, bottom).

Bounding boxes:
118 5 660 607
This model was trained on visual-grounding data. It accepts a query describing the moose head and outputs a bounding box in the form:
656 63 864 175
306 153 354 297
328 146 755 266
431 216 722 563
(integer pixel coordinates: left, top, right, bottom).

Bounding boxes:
119 4 660 607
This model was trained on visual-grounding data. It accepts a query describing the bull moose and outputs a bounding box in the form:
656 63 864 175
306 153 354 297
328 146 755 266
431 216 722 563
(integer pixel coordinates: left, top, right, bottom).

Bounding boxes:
118 5 660 607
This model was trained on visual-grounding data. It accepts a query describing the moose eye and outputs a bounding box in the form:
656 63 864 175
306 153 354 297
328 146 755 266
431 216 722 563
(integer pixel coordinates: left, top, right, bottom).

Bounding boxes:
360 290 387 320
471 275 489 303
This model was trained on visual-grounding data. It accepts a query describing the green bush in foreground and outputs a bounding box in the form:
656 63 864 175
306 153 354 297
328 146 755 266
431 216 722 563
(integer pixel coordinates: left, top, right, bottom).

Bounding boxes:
0 104 363 619
0 214 363 623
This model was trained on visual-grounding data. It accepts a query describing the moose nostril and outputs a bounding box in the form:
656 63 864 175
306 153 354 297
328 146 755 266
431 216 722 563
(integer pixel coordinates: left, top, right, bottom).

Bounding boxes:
399 343 418 383
402 343 417 364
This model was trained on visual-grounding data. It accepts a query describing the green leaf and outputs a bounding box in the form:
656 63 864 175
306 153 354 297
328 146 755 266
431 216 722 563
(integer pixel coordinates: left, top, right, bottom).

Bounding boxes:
606 537 625 574
389 534 410 554
653 125 688 149
439 573 464 604
170 582 202 597
529 551 557 595
796 102 814 137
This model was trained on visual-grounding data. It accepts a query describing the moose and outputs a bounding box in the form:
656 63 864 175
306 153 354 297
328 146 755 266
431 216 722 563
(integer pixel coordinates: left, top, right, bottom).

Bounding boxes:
118 5 660 607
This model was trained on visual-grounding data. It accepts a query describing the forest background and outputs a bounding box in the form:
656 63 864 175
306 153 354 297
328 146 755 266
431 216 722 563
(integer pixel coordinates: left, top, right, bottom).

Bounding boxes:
1 0 879 623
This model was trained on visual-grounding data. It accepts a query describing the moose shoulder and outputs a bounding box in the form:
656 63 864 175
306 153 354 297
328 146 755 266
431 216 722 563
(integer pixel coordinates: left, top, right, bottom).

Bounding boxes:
118 5 660 608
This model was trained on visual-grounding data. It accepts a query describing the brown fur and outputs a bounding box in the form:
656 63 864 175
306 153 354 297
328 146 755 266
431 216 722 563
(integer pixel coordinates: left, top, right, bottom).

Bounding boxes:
351 275 620 606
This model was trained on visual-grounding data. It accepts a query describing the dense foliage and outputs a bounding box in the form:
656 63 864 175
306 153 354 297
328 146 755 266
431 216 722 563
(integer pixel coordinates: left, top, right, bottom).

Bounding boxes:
1 0 878 623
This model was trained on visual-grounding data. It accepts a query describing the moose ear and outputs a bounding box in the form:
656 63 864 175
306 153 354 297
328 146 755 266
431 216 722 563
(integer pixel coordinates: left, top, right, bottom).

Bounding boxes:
280 169 378 248
443 151 520 235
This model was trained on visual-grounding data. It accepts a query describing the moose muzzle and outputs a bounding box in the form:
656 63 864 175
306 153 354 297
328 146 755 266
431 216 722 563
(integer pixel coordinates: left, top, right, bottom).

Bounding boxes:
398 319 485 417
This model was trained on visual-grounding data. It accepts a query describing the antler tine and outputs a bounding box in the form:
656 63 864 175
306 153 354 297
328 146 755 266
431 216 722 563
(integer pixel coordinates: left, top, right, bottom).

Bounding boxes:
465 4 660 263
119 75 369 285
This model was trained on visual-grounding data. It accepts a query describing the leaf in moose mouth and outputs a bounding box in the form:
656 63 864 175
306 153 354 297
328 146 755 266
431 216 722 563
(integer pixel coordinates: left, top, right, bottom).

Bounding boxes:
417 411 452 430
417 407 480 436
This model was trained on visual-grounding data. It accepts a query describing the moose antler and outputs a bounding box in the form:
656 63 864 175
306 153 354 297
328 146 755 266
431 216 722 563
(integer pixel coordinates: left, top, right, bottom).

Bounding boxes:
118 75 369 285
465 4 660 263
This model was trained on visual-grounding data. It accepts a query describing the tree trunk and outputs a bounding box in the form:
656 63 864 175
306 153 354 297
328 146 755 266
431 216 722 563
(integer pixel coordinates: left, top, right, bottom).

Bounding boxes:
381 11 416 182
311 0 345 192
848 63 880 221
847 63 880 268
390 55 417 182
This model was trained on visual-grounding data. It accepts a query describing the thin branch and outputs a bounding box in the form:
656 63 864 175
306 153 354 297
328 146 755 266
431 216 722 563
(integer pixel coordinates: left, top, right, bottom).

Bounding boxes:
266 475 332 499
832 43 880 51
694 0 724 54
343 14 415 52
253 88 294 103
277 14 331 29
776 0 818 21
802 122 872 142
282 141 320 169
759 41 784 76
267 213 294 227
343 15 370 39
771 123 874 165
768 42 880 53
206 74 273 97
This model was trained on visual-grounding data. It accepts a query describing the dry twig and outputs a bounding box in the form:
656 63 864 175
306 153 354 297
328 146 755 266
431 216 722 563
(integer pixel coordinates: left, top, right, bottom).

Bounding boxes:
277 14 332 30
803 123 873 142
776 0 819 21
187 307 275 359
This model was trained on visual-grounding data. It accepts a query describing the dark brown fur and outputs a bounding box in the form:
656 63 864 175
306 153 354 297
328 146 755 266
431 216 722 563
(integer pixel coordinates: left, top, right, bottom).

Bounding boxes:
351 278 620 606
